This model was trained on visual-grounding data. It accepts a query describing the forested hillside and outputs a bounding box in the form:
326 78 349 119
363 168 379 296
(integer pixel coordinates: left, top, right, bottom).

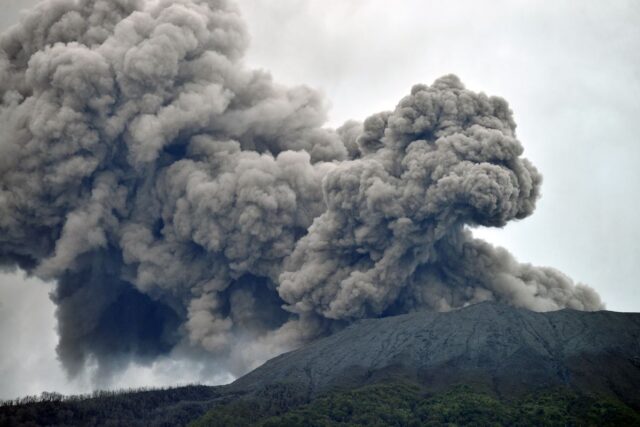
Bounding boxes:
193 381 640 427
0 385 225 426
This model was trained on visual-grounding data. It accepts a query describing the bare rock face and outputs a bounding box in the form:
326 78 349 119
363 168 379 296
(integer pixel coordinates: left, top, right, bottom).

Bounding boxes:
232 302 640 407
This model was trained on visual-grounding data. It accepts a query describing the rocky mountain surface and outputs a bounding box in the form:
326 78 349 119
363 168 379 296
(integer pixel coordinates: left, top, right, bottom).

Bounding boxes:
233 302 640 405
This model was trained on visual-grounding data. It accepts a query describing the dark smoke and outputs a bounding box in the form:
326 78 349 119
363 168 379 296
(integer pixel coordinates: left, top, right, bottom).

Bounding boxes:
0 0 602 379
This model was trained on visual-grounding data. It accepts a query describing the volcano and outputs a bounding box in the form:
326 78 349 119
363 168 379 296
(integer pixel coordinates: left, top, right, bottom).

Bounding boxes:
233 301 640 400
3 302 640 426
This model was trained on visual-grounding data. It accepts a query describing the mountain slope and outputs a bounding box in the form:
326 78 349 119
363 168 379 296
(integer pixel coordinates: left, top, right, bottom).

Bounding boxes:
232 302 640 405
193 382 640 427
3 302 640 426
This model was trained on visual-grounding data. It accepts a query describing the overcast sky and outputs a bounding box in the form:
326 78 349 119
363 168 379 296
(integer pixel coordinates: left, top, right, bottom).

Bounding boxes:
1 0 639 400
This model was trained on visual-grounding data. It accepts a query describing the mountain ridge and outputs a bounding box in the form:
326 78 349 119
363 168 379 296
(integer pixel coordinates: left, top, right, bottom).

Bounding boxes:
231 301 640 406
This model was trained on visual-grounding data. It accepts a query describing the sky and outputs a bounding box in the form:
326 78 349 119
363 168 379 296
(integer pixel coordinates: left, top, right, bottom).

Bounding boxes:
0 0 639 400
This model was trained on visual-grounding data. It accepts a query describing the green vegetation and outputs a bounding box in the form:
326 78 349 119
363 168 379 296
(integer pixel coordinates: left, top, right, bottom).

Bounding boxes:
3 381 639 426
192 382 640 427
188 382 310 427
0 385 224 426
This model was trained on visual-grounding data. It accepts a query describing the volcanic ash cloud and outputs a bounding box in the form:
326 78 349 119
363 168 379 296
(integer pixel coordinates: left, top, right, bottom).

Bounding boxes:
0 0 602 378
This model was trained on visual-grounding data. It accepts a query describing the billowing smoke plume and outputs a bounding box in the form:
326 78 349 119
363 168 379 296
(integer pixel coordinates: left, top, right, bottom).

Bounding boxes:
0 0 602 378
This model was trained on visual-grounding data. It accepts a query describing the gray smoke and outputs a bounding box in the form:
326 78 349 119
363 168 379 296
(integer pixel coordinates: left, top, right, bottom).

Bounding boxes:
0 0 602 379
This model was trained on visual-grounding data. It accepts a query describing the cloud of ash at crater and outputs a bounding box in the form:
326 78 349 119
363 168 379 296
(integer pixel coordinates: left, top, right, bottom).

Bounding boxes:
0 0 602 379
